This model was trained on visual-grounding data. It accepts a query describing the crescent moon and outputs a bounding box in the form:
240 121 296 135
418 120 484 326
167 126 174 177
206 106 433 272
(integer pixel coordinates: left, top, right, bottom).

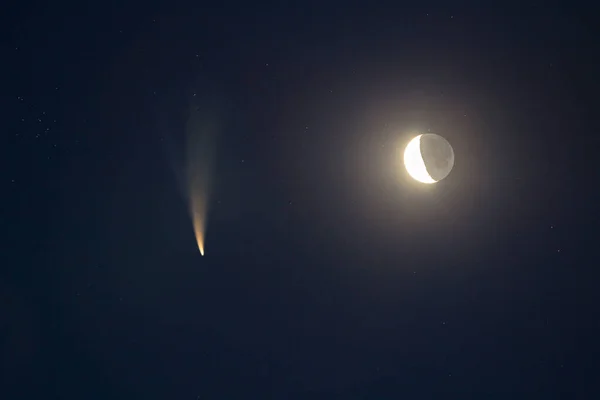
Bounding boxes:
403 135 437 184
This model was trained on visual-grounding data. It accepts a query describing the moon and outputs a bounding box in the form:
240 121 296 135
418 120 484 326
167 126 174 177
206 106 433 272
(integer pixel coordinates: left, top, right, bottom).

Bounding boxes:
403 133 454 184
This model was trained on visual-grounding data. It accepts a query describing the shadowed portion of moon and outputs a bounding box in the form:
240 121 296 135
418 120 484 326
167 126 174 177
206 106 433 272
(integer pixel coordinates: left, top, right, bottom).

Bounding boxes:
419 133 454 182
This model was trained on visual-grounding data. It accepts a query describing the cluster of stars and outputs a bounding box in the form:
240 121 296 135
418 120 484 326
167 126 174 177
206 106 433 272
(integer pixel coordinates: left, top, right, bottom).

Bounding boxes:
12 95 65 164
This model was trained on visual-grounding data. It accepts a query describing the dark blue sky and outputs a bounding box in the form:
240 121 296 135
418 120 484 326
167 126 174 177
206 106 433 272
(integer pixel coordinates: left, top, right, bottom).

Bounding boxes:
3 2 599 399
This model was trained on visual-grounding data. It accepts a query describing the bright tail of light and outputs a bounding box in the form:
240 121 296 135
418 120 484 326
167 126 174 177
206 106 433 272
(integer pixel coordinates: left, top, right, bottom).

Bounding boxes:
185 97 218 257
191 193 206 256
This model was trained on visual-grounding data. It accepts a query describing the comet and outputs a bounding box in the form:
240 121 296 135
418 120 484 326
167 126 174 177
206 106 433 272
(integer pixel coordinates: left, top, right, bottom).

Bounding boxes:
185 98 218 257
190 192 206 256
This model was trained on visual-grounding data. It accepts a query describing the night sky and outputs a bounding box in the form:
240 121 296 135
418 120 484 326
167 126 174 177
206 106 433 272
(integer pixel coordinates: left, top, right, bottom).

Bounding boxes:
3 2 600 399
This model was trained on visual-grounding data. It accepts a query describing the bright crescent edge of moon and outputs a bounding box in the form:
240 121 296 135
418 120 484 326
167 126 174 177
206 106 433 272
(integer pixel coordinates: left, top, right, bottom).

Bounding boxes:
403 135 437 184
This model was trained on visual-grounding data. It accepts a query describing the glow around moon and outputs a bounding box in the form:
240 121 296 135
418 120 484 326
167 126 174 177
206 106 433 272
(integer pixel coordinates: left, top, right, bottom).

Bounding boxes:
403 134 454 184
